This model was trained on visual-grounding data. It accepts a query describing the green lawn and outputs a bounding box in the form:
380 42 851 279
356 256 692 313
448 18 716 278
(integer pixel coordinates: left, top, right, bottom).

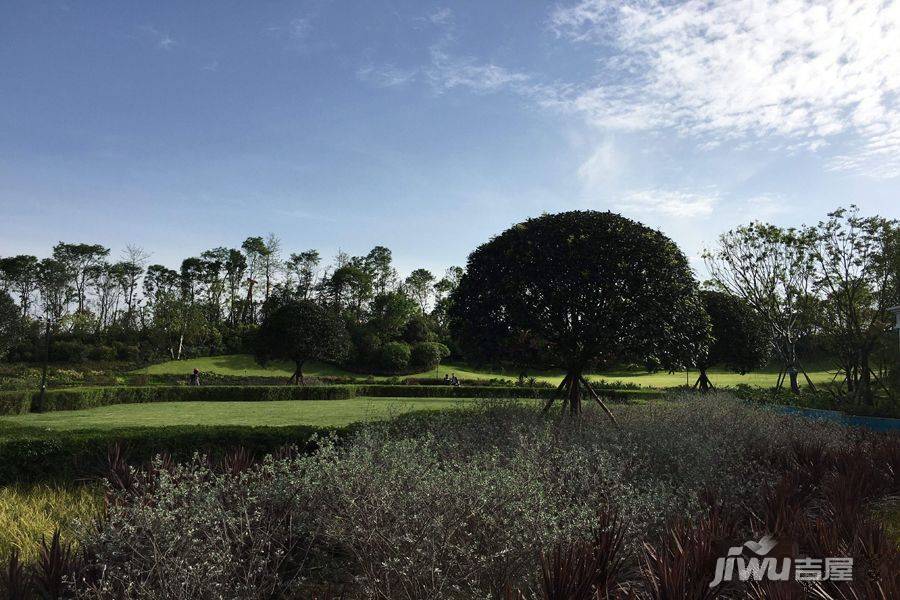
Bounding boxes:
136 354 836 389
0 397 474 430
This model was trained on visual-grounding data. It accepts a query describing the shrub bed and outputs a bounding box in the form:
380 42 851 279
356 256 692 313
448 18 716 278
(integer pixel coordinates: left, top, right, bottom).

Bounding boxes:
12 396 897 599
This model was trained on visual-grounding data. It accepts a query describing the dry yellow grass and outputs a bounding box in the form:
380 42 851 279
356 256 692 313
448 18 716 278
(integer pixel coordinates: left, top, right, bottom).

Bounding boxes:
0 484 103 561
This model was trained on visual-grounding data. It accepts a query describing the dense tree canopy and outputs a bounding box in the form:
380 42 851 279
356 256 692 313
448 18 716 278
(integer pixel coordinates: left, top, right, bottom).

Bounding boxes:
450 210 710 416
694 290 771 391
255 299 350 384
0 291 19 361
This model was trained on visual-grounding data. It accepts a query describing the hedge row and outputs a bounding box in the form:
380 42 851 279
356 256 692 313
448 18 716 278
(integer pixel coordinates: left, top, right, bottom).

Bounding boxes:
0 391 32 416
0 386 360 415
0 424 338 485
0 385 660 415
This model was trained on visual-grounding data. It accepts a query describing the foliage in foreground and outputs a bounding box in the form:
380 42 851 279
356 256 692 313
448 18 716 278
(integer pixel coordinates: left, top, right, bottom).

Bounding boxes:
3 396 899 599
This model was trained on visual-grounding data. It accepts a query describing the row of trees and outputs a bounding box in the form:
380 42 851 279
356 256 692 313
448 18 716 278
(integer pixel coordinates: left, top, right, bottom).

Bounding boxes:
0 237 461 373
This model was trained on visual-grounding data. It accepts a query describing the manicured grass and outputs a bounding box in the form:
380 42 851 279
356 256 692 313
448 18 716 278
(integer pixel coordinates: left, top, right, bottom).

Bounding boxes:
136 354 837 389
0 484 103 560
0 397 475 430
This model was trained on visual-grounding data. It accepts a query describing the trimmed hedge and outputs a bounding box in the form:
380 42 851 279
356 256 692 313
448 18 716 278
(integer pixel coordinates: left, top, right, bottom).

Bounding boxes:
0 424 338 485
0 391 32 415
30 385 358 412
16 384 659 413
357 384 551 399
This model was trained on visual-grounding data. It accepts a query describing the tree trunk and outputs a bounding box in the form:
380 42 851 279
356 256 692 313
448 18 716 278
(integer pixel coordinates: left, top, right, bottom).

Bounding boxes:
788 368 800 394
858 350 873 405
568 372 581 415
542 371 617 426
176 334 184 361
292 360 305 386
694 368 713 393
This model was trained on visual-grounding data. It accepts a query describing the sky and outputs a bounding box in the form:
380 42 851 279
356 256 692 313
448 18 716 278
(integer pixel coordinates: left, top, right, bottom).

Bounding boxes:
2 0 899 277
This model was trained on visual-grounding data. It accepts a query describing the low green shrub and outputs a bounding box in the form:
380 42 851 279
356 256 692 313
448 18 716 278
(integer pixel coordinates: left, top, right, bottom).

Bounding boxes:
410 341 450 368
0 391 31 415
379 341 411 372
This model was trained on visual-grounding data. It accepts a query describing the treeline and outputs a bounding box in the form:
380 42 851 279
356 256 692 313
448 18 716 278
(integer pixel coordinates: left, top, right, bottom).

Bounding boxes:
0 236 461 373
1 205 898 403
705 206 900 402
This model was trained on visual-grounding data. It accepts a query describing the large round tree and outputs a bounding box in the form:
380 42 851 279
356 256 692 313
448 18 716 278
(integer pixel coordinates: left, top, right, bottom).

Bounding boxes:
450 211 710 419
694 290 771 392
255 299 350 384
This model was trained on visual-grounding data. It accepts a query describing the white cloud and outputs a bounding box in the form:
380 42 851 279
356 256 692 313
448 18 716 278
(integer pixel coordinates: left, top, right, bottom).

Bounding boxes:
427 48 531 93
140 26 178 51
744 194 792 219
549 0 900 178
357 64 418 87
615 189 718 218
158 35 176 50
289 17 311 40
577 138 620 188
429 7 453 26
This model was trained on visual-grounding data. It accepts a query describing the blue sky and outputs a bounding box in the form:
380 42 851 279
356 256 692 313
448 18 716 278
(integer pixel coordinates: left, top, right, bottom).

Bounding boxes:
2 0 899 276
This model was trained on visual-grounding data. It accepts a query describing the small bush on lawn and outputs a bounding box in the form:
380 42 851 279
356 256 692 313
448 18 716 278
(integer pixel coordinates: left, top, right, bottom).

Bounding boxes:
410 341 450 368
55 394 876 599
379 341 411 372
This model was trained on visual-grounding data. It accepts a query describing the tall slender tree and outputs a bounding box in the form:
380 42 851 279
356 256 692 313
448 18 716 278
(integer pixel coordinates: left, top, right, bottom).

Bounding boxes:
810 207 899 402
705 224 818 394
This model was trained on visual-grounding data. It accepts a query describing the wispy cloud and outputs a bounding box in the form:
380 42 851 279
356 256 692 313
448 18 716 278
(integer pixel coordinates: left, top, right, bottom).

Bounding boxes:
289 17 311 40
140 25 178 51
744 194 793 219
428 7 453 26
577 138 620 189
427 48 531 93
548 0 900 178
359 7 534 96
615 189 718 219
357 64 417 87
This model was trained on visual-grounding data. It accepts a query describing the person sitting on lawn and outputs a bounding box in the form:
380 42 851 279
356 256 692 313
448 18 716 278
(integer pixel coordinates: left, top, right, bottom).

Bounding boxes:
443 373 451 385
451 373 460 386
189 368 201 386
